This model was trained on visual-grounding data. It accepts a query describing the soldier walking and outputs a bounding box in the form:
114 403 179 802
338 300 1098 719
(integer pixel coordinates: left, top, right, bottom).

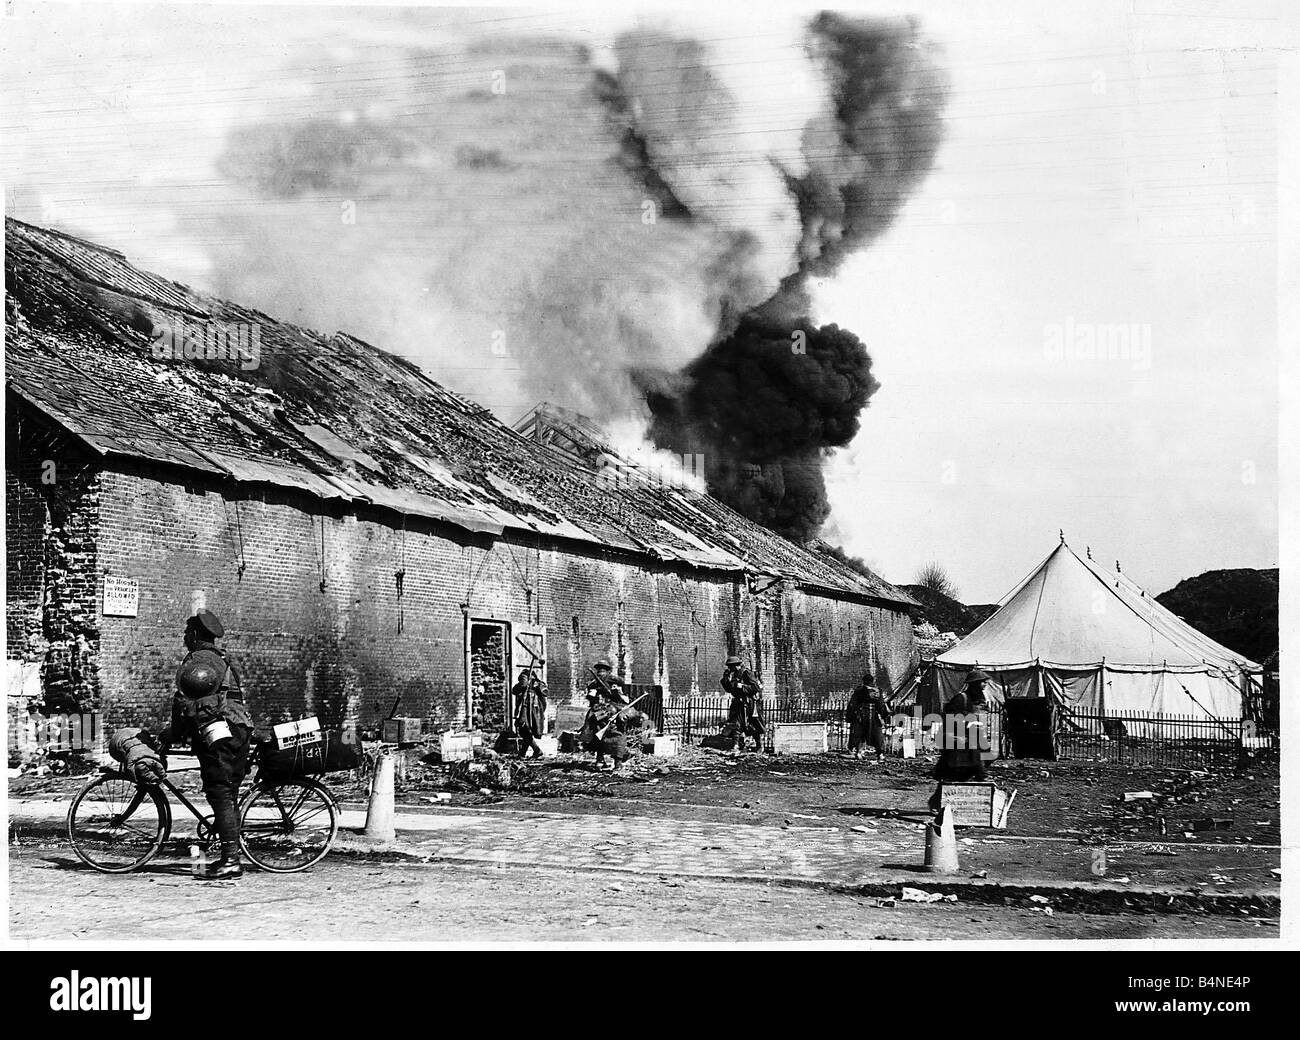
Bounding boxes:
721 655 764 753
847 673 889 758
511 665 549 760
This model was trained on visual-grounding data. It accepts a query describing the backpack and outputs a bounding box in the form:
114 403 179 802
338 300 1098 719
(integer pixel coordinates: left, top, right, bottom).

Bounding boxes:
175 650 239 745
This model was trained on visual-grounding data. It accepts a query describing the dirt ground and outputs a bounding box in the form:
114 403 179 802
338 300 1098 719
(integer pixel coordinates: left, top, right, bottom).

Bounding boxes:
7 847 1276 943
319 743 1282 846
8 742 1279 941
13 742 1278 851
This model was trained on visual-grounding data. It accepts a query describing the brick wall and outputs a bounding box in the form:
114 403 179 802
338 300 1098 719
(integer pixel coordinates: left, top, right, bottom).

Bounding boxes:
5 410 102 712
12 448 915 735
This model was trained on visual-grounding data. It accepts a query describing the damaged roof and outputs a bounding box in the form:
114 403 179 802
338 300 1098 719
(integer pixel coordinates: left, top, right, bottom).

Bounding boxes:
3 217 916 609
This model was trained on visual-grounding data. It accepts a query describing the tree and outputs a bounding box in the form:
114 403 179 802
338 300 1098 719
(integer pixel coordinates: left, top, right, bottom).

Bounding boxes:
915 561 957 601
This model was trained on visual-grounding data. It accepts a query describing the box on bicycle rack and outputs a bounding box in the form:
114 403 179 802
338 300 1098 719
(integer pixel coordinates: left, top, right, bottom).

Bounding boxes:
260 730 358 780
272 715 321 750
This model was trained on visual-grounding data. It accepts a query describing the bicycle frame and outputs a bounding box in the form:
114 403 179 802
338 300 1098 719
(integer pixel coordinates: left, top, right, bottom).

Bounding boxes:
73 762 339 873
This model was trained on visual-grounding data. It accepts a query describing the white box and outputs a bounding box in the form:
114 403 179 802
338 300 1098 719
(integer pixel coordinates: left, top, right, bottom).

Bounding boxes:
440 731 473 762
272 716 320 750
901 738 917 759
649 735 678 757
772 722 827 755
535 736 559 757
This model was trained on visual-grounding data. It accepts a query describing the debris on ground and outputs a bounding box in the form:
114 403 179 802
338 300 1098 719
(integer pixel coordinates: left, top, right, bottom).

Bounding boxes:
901 887 957 904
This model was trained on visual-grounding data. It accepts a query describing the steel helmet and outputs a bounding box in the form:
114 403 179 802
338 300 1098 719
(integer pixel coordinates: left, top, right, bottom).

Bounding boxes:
178 657 223 698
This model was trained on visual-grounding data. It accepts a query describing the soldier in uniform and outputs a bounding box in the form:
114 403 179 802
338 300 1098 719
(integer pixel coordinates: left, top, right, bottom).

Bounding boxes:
846 673 889 758
159 609 252 880
581 660 628 770
930 667 992 808
511 664 549 760
721 655 764 753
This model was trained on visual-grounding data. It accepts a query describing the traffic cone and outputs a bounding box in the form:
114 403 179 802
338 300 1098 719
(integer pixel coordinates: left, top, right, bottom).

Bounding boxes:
363 751 396 844
923 806 960 874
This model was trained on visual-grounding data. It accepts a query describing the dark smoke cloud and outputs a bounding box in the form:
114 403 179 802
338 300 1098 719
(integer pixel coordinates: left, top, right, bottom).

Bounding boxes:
642 13 948 542
641 317 880 539
162 9 943 544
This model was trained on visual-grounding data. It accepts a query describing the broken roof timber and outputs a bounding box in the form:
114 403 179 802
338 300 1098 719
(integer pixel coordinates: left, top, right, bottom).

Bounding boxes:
4 216 917 606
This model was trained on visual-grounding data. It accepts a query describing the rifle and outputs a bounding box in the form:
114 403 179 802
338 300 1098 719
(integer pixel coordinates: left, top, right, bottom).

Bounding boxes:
595 691 652 741
587 665 626 703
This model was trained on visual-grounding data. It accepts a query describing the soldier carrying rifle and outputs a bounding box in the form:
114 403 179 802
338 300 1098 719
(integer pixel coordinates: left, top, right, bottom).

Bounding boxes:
580 660 630 771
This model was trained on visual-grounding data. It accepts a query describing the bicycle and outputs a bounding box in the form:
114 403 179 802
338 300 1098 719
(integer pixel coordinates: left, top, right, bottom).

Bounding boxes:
66 743 340 874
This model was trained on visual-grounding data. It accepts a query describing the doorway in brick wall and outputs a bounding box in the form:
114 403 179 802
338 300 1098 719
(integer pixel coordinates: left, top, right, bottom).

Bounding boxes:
465 619 548 732
468 620 508 731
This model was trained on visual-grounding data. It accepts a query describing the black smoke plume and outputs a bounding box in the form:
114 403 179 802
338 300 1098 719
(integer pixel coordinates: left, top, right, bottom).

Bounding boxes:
641 317 879 539
641 13 947 541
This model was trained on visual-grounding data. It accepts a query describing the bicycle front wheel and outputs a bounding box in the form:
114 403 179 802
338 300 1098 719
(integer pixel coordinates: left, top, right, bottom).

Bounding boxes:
239 779 338 872
67 774 169 873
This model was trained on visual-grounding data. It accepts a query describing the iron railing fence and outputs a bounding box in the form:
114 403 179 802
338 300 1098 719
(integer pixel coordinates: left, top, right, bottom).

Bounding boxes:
662 695 851 752
660 697 1276 769
1052 708 1278 769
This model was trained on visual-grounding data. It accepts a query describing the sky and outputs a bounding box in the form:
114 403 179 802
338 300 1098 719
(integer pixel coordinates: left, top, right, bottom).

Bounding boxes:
0 0 1283 602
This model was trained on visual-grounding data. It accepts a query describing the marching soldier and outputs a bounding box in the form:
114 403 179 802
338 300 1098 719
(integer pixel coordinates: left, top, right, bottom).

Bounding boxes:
721 655 764 753
159 609 252 880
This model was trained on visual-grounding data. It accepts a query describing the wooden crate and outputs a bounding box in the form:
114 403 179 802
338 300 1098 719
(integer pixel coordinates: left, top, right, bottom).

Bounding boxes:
939 782 1014 828
382 717 423 744
772 722 828 755
554 704 589 734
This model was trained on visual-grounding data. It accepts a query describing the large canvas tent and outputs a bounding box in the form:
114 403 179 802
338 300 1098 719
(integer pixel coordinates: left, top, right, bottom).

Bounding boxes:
929 540 1262 723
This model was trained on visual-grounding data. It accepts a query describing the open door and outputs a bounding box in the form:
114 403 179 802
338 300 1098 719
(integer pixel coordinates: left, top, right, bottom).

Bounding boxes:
1003 698 1057 760
510 625 548 729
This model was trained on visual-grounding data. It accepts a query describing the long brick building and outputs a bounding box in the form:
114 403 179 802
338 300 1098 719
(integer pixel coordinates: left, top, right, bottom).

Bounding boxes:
5 217 917 738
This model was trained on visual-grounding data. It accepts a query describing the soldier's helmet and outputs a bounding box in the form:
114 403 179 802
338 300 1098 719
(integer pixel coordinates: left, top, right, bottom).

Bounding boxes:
179 657 223 698
966 667 990 685
594 659 613 671
725 655 742 667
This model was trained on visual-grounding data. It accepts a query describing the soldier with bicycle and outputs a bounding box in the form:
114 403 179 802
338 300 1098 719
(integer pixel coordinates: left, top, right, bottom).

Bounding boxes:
159 609 252 880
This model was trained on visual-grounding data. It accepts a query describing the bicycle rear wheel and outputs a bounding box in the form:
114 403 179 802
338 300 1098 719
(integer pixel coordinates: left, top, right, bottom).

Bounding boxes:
67 773 169 873
239 778 338 872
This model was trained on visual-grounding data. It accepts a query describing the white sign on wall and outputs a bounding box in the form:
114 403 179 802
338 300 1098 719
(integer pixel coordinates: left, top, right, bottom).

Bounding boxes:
103 576 140 617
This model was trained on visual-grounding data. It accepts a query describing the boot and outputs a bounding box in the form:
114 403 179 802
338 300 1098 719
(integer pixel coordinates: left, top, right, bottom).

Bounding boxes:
201 843 244 880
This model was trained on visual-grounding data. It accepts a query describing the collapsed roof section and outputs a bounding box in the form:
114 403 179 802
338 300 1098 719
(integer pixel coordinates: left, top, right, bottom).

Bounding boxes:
4 217 916 609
